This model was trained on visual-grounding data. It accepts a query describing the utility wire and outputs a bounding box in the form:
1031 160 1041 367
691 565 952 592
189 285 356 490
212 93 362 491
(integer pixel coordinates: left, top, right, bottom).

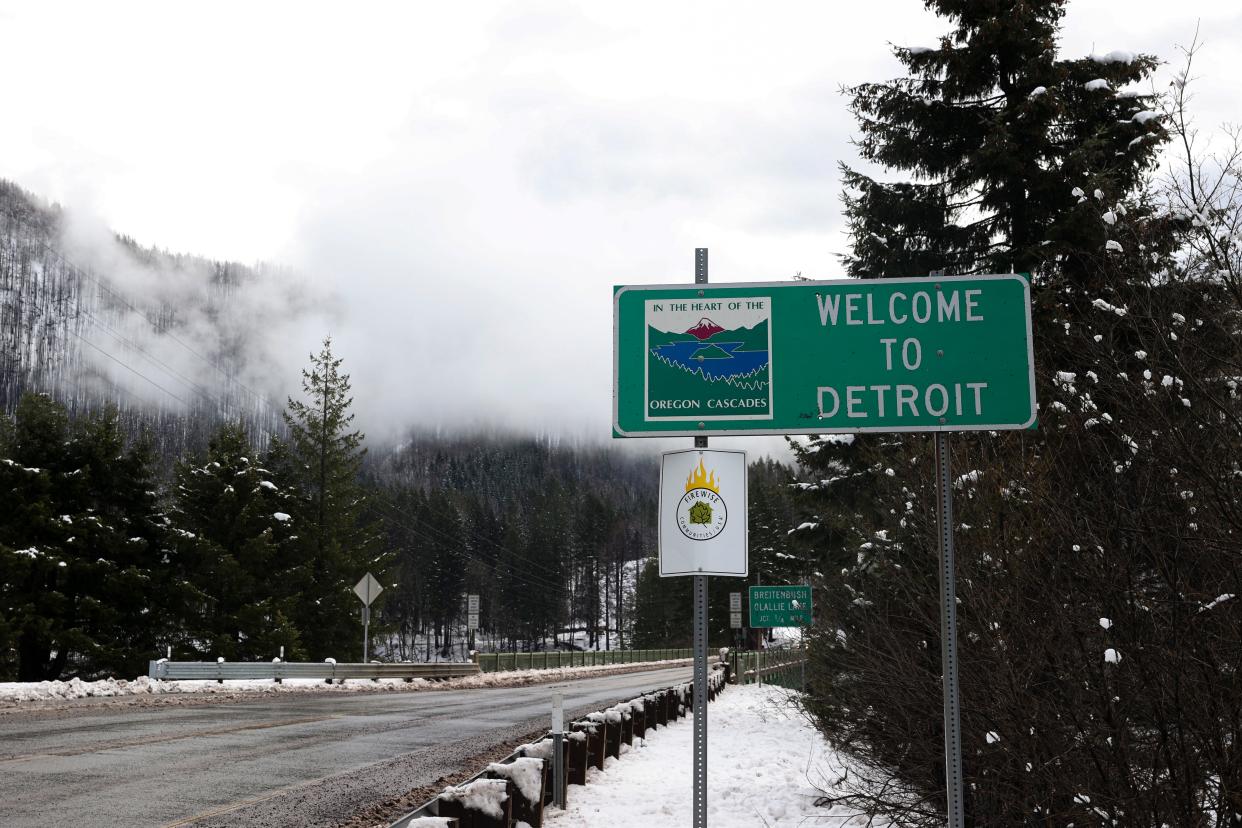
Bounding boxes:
368 490 569 596
66 328 191 407
78 308 219 404
2 208 282 413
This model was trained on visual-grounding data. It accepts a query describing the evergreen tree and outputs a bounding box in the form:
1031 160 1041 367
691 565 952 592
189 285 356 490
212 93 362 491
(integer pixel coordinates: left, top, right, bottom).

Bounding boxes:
420 488 466 656
0 394 168 680
840 0 1163 283
279 338 380 659
793 2 1242 823
169 423 302 661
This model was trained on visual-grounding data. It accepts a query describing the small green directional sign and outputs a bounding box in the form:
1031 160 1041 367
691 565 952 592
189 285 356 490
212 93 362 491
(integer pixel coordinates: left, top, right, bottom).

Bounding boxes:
749 585 812 627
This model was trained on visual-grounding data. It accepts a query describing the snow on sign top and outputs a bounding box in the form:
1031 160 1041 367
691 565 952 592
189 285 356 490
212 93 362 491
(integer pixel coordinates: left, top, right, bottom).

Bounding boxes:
353 572 383 605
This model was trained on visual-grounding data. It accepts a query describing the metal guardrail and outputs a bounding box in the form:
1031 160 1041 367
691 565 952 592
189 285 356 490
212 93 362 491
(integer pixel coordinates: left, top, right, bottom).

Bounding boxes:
473 647 692 673
389 661 731 827
731 647 807 689
148 660 482 682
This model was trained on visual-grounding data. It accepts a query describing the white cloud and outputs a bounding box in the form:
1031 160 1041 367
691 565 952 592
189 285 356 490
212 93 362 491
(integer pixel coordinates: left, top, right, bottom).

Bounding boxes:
1 0 1237 444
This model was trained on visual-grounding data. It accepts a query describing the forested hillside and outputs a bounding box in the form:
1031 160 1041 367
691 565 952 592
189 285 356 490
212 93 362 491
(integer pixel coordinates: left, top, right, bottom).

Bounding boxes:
0 180 283 465
0 182 807 678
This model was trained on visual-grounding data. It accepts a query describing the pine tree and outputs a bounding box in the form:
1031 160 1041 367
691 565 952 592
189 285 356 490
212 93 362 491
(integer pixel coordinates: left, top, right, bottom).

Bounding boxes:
420 488 466 657
791 2 1226 823
279 338 380 659
840 0 1164 283
0 394 168 680
169 423 303 661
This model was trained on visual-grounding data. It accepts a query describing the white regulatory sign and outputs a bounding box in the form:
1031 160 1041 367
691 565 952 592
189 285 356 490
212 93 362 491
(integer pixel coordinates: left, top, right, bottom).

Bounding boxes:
659 449 748 577
729 592 742 612
353 573 384 606
467 594 480 614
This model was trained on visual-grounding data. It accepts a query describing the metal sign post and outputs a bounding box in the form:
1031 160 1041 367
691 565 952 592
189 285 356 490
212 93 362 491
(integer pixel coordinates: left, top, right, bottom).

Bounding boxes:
692 246 708 828
353 573 384 663
551 692 565 809
936 433 966 826
924 268 965 828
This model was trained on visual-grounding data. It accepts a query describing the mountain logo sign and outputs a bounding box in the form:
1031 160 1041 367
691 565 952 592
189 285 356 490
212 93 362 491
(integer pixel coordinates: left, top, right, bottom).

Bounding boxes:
676 457 728 541
645 296 772 422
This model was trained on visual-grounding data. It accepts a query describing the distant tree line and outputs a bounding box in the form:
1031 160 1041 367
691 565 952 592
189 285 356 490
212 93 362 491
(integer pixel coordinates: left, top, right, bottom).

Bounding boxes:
2 324 802 680
0 339 371 680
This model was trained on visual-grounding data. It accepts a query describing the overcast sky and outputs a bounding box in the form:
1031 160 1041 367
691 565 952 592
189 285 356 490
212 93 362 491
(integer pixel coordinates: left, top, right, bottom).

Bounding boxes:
2 0 1238 448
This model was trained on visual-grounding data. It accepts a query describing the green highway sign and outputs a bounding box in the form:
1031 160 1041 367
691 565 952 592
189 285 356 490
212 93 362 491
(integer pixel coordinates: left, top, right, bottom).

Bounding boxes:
613 275 1035 437
749 585 812 627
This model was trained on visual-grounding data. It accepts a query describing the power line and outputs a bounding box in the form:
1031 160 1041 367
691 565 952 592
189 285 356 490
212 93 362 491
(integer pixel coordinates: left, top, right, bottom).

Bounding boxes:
77 308 219 405
66 328 191 407
2 208 284 414
368 490 569 596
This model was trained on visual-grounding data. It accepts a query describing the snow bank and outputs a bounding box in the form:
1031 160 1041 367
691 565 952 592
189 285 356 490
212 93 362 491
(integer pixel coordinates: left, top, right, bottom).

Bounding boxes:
0 658 697 705
439 778 508 819
487 757 544 804
545 685 880 827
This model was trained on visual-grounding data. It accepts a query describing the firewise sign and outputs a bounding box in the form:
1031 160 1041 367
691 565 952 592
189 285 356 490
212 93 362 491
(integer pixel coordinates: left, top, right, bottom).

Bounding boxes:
658 449 748 578
613 275 1035 437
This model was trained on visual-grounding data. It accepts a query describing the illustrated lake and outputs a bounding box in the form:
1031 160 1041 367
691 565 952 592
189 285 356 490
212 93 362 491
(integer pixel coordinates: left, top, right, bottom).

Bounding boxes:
650 341 769 380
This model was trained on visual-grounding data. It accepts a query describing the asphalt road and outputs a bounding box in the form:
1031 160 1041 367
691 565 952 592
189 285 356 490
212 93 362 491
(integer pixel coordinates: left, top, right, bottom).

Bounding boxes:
0 664 694 827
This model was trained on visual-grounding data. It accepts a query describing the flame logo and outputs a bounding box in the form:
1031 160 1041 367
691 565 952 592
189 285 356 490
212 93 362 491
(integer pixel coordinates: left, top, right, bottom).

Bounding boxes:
685 457 720 494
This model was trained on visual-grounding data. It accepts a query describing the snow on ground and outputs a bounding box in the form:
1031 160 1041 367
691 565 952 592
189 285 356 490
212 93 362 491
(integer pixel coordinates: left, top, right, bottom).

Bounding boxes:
545 684 880 827
0 658 694 705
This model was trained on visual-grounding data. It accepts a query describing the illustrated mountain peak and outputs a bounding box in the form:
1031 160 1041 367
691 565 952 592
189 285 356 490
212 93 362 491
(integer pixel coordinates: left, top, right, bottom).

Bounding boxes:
685 318 725 340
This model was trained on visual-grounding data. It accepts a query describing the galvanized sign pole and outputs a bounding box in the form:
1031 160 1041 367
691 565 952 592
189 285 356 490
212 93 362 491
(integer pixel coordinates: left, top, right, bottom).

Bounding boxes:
692 246 709 828
935 431 965 826
551 691 565 809
927 270 965 828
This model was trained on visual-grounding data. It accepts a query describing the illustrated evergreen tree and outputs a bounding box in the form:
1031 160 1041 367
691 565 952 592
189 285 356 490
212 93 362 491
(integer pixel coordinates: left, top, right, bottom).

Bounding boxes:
169 422 303 661
0 394 169 680
279 338 381 660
